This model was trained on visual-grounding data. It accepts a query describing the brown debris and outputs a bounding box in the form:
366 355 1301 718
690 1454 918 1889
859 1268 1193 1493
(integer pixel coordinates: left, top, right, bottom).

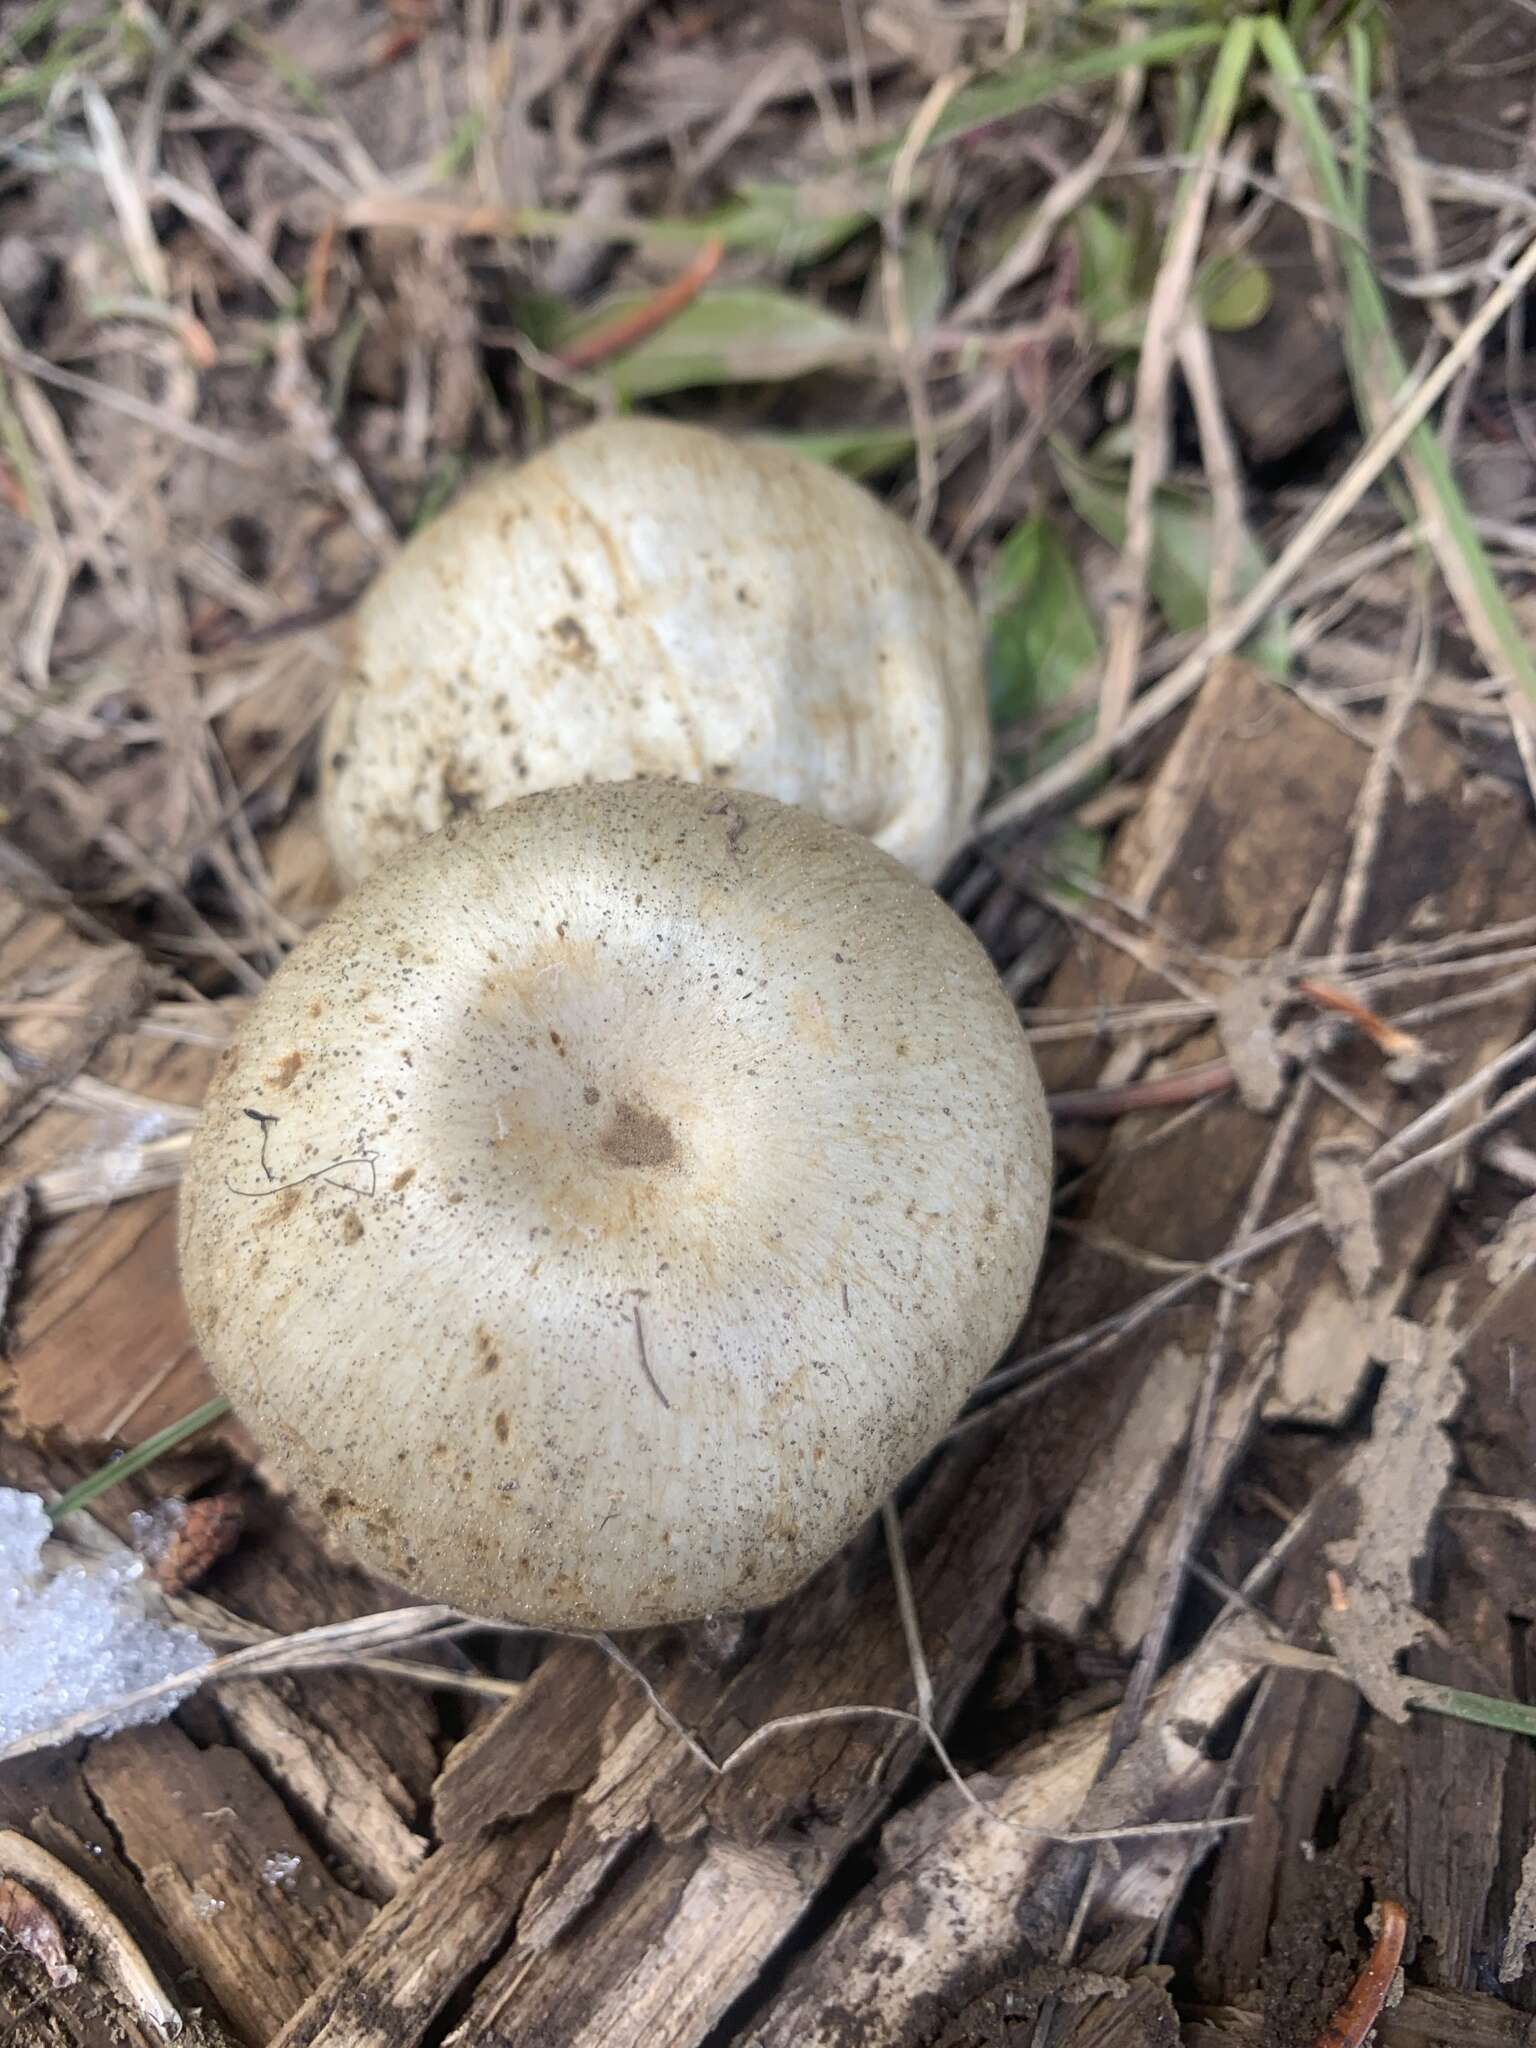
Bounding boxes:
0 1874 76 1988
146 1492 244 1594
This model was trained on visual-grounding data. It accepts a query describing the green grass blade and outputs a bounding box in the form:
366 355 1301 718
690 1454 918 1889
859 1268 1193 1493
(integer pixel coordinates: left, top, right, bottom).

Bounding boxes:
1345 19 1372 222
864 25 1226 166
1257 16 1536 702
697 180 875 266
1406 1680 1536 1742
48 1396 234 1524
0 20 102 106
556 287 868 399
1189 16 1257 155
232 23 330 114
0 0 68 59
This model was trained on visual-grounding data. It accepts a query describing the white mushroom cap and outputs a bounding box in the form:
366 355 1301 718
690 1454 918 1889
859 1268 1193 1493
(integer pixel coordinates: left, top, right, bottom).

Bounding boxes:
179 783 1050 1630
320 418 989 887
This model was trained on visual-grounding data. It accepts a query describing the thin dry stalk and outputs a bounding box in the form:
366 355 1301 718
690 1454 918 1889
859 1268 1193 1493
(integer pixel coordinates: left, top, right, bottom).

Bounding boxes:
270 326 396 558
82 81 172 302
1376 97 1461 344
1105 1064 1310 1765
881 69 968 533
1 1605 459 1764
0 340 262 469
1098 128 1232 737
0 1832 180 2034
1177 315 1247 619
882 1497 935 1725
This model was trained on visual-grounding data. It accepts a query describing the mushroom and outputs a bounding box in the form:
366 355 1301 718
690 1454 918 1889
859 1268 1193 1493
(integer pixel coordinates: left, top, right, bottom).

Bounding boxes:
320 417 989 888
179 782 1050 1630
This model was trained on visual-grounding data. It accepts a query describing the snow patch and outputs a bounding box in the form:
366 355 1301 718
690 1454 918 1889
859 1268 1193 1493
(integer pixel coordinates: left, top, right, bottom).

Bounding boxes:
0 1487 213 1751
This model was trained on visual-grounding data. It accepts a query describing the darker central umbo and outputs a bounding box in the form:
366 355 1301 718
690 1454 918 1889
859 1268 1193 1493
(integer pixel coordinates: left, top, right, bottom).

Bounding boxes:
599 1097 678 1170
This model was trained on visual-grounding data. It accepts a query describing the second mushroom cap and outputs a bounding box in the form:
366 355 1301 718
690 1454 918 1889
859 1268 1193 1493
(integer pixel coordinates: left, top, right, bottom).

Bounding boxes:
321 416 991 887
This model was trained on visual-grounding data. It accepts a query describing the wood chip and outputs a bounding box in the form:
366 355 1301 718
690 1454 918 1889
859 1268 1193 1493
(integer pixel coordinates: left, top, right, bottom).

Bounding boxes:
404 1407 1072 2047
218 1683 427 1904
0 1828 179 2032
271 1810 566 2048
1322 1307 1464 1720
432 1642 615 1842
1310 1141 1385 1303
1216 973 1290 1114
0 1873 77 1987
0 891 151 1152
0 1183 28 1351
81 1722 371 2041
744 1621 1263 2048
1500 1835 1536 1982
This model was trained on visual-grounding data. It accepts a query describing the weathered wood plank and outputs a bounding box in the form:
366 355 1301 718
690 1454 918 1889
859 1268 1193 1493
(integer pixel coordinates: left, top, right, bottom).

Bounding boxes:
272 1808 567 2048
743 1623 1261 2048
0 887 151 1151
80 1722 371 2044
432 1641 613 1842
